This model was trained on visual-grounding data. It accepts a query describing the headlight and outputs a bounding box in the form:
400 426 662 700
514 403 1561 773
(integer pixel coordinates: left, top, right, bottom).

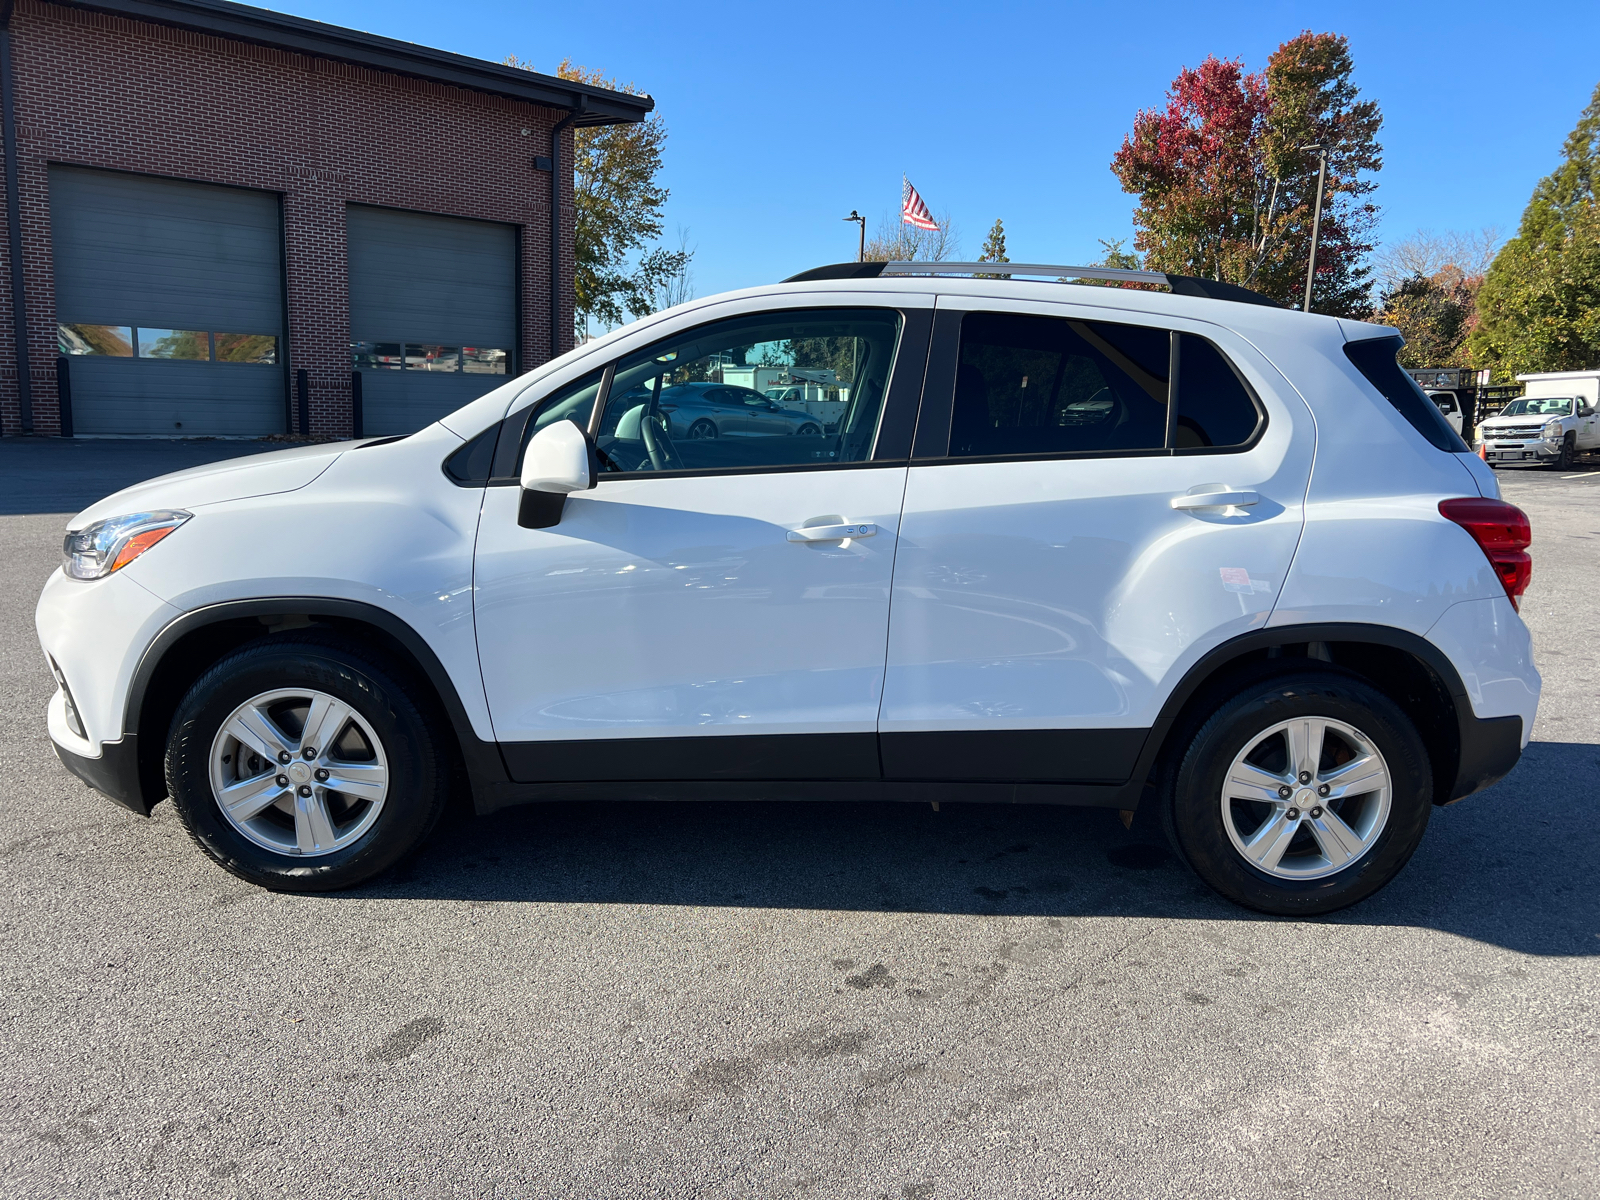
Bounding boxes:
62 510 191 581
1543 419 1563 440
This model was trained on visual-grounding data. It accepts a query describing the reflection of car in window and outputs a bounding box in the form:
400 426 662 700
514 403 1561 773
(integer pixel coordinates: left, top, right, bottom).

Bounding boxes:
646 382 822 441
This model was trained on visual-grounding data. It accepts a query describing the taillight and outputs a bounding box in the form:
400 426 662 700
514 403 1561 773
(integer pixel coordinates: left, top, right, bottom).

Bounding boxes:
1438 497 1532 610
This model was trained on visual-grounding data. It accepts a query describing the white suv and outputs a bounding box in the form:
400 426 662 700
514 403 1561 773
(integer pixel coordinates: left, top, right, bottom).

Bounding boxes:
35 262 1540 915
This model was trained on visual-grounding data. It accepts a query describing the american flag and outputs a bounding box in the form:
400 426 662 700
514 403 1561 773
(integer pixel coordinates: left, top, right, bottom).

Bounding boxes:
901 176 939 232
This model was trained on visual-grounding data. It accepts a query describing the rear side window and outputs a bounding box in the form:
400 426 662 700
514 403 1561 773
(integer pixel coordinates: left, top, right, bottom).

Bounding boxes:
952 313 1168 456
1343 336 1467 452
948 312 1261 458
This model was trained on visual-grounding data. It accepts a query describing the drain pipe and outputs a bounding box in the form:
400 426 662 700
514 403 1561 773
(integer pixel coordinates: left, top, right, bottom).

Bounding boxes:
0 0 34 434
545 97 584 364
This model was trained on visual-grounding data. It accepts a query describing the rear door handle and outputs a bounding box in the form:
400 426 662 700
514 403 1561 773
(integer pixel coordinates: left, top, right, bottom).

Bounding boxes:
1171 490 1259 510
787 522 878 542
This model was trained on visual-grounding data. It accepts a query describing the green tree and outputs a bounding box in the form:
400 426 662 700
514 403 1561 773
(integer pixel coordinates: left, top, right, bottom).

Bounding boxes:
976 218 1010 278
505 57 689 337
1373 271 1478 367
1469 81 1600 376
1111 32 1382 315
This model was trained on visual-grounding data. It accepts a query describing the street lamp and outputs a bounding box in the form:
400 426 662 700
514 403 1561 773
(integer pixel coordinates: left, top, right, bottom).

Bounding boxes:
1300 143 1329 313
843 210 865 263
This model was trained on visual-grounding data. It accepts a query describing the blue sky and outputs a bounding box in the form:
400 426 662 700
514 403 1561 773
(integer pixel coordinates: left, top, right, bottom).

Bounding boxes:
276 0 1599 302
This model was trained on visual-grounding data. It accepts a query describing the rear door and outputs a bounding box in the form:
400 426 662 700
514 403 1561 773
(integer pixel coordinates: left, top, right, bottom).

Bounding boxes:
880 296 1314 784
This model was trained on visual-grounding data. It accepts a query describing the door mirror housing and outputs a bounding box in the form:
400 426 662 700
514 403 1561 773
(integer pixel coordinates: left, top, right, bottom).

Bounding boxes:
518 420 597 529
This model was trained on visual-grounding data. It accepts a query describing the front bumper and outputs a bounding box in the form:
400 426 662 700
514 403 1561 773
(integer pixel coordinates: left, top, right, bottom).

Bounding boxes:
1480 439 1560 465
52 730 148 815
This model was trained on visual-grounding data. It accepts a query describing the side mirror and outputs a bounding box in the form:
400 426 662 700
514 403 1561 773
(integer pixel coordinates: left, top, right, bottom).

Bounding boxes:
518 420 597 529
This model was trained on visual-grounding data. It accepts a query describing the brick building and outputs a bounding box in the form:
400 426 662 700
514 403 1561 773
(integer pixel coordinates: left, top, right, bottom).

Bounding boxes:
0 0 652 437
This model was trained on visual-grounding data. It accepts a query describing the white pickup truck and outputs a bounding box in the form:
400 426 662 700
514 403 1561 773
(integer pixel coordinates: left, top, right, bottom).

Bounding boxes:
1478 393 1600 469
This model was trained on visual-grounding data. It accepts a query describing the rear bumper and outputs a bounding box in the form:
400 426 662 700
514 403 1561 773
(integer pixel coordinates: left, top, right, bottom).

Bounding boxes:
1446 713 1522 803
52 733 149 816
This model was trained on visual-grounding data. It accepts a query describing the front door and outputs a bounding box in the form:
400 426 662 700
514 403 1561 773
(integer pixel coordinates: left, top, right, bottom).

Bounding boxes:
879 297 1315 783
473 302 927 782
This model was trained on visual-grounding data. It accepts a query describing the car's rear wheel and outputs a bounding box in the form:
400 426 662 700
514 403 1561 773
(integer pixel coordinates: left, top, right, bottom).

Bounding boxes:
687 419 717 439
1161 669 1431 915
165 637 449 891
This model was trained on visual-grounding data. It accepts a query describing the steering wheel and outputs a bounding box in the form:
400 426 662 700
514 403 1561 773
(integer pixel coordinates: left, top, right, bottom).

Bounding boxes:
639 408 681 471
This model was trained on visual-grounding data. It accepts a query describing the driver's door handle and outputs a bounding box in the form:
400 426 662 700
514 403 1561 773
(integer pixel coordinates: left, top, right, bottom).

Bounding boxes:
787 522 878 542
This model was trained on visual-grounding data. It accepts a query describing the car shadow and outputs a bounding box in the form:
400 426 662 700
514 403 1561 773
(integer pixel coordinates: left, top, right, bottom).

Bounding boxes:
351 739 1599 958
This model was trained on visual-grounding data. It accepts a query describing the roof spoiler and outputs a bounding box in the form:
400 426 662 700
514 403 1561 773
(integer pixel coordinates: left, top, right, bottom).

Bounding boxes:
781 261 1282 308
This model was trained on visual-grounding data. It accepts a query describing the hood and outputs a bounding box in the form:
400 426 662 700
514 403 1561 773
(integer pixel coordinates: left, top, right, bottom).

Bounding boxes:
1480 413 1556 429
68 441 351 530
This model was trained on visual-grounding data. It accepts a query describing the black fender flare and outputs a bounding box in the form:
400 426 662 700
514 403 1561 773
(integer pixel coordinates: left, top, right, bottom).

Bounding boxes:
1124 621 1512 809
125 597 509 807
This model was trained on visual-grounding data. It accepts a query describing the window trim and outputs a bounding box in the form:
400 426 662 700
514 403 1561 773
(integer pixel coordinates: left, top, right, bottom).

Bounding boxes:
912 307 1267 464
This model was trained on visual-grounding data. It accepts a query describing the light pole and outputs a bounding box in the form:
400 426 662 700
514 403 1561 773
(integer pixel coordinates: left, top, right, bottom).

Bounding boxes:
843 210 865 263
1301 143 1329 313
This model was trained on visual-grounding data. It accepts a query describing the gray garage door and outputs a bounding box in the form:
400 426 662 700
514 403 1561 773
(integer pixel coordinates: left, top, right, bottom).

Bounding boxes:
49 167 286 437
347 204 517 436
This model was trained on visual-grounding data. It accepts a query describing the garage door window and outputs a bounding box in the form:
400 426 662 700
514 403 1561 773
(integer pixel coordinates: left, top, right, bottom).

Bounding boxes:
352 341 507 374
57 324 132 356
137 329 208 360
59 323 277 364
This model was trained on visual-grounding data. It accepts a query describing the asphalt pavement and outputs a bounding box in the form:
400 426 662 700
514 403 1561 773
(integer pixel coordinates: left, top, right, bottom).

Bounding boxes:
1 442 1596 1199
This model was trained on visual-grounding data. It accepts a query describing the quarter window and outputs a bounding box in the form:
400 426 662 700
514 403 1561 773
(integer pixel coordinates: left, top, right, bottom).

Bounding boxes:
1175 333 1262 449
591 308 902 474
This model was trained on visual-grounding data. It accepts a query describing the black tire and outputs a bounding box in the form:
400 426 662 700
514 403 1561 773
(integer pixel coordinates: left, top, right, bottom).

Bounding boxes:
165 636 449 891
1549 433 1575 470
687 419 717 439
797 423 821 437
1160 668 1432 916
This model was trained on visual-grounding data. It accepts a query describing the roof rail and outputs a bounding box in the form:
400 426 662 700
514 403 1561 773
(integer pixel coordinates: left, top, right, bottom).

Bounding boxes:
780 261 1282 308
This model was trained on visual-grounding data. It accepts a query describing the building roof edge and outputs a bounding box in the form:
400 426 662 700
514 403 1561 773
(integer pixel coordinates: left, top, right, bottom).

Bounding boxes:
45 0 654 123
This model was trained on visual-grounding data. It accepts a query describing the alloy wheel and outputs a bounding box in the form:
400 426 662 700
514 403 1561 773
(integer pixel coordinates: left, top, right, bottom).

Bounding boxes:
207 687 390 857
1219 716 1392 880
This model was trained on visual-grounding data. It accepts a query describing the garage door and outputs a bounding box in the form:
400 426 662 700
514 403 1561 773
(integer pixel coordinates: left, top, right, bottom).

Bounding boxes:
49 167 286 437
347 205 517 436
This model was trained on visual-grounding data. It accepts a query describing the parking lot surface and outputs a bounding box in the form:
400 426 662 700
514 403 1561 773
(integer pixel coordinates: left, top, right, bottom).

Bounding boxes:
2 443 1596 1199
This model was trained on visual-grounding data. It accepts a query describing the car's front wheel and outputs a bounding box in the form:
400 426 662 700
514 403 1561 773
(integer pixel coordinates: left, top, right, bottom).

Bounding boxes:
165 637 449 891
1161 669 1432 915
1549 433 1576 470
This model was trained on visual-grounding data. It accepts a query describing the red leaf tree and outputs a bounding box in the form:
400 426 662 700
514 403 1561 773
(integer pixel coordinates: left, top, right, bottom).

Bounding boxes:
1112 33 1382 315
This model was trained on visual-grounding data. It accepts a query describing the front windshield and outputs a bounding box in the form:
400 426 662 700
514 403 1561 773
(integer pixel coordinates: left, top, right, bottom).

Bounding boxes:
1499 397 1575 417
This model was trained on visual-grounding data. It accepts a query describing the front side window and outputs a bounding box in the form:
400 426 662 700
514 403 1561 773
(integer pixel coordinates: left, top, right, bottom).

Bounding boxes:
592 308 902 474
949 311 1262 458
